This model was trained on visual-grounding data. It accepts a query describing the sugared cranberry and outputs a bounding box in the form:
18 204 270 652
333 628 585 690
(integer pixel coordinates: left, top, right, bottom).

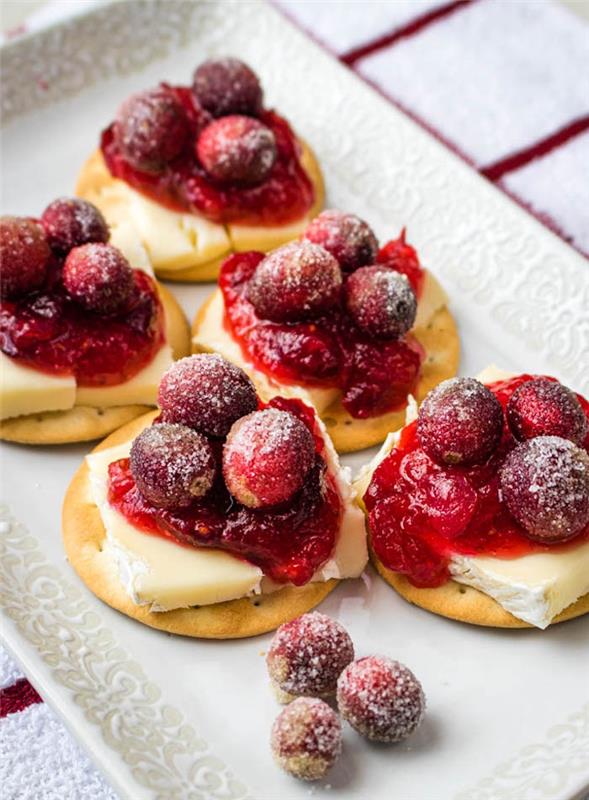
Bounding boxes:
115 87 189 173
223 408 315 508
192 57 263 118
196 115 276 186
158 354 258 438
507 378 588 446
130 423 216 509
345 266 417 340
246 241 342 322
0 216 50 299
271 697 342 781
418 378 503 466
41 198 109 253
500 436 589 543
62 243 134 314
267 613 354 701
336 656 425 743
303 209 378 272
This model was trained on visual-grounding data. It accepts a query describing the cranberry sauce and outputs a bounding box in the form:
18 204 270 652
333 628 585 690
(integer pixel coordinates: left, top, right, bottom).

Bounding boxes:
219 246 424 419
364 375 589 587
101 86 315 226
107 397 342 585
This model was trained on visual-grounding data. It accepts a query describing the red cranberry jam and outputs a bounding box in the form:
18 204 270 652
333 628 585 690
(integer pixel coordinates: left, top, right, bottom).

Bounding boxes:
364 375 589 588
101 84 315 226
107 397 342 586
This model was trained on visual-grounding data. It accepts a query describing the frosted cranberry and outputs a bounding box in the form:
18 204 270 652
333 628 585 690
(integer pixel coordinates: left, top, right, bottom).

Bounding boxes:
62 243 134 314
196 115 276 186
500 436 589 543
247 241 342 322
418 378 503 466
0 217 50 298
158 354 258 437
130 423 216 509
303 209 378 272
271 697 341 781
223 408 315 508
115 87 189 173
507 378 588 446
41 198 109 253
267 613 354 701
337 656 425 743
345 265 417 340
192 57 263 117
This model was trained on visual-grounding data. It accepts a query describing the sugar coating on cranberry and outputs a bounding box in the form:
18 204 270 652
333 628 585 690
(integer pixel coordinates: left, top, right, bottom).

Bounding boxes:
130 423 216 509
192 57 263 117
62 243 134 314
345 265 417 340
158 354 258 438
303 209 378 272
418 377 504 466
247 241 342 322
271 697 342 781
41 198 109 253
507 378 588 446
223 408 315 508
0 216 50 299
337 656 426 743
196 115 276 186
500 436 589 543
115 87 189 173
267 613 354 701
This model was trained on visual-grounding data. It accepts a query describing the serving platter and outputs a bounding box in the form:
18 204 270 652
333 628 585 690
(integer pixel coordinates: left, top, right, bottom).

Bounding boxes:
1 2 588 799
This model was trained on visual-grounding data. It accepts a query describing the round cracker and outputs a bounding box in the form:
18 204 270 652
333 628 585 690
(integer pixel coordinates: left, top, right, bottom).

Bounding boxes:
0 284 190 445
62 411 338 638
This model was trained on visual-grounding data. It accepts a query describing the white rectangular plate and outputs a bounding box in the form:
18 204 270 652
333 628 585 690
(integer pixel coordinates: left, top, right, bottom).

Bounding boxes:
1 2 588 799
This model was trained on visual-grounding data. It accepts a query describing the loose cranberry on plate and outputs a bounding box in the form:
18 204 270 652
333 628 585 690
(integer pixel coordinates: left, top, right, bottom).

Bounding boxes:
500 435 589 543
130 423 216 509
223 407 315 508
0 216 50 299
41 198 109 253
271 697 342 781
196 115 277 186
267 612 354 700
417 377 504 466
507 378 588 446
158 354 258 438
192 57 263 118
62 242 134 314
345 265 417 340
303 209 378 272
247 240 342 322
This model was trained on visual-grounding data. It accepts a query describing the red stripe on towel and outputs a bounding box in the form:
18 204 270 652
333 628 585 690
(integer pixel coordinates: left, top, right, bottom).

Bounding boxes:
0 678 42 718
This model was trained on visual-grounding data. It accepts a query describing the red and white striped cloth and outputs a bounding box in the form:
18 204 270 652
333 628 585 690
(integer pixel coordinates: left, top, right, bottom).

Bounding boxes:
1 1 588 797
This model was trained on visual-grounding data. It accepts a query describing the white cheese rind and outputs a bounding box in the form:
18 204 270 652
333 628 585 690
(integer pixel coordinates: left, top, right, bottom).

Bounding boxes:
0 353 76 420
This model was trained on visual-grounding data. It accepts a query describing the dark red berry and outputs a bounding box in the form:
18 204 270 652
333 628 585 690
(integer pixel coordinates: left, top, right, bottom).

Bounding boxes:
62 243 134 314
345 265 417 340
223 408 315 508
0 216 50 299
500 436 589 543
41 198 109 253
507 378 588 446
158 354 258 438
418 378 504 466
196 115 276 186
247 241 342 322
130 423 216 509
303 209 378 272
192 57 263 117
115 87 189 173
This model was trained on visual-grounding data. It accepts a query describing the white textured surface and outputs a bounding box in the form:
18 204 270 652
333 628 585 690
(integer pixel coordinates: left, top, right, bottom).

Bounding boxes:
0 646 23 689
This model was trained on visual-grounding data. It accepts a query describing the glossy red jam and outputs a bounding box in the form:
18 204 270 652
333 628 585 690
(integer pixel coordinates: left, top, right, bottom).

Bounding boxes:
220 246 424 419
0 267 164 387
107 397 342 585
364 375 589 587
101 86 315 226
